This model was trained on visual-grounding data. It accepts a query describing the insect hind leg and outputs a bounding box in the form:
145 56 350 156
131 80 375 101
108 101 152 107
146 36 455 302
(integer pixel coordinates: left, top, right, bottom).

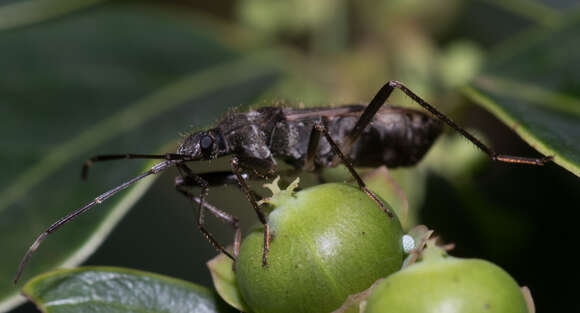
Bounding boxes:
311 120 393 218
344 80 552 166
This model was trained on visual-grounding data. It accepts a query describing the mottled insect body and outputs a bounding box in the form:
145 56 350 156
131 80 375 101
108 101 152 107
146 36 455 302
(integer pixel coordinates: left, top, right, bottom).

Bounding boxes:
15 81 551 283
241 105 442 170
181 104 442 176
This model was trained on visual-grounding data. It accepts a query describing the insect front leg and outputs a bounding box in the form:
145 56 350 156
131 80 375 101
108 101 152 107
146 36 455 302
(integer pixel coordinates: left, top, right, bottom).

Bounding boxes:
14 160 174 284
342 80 552 165
175 164 242 265
231 156 273 266
310 120 394 218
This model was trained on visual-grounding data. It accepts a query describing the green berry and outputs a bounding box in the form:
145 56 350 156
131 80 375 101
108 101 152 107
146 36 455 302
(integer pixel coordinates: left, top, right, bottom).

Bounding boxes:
236 181 404 313
364 244 529 313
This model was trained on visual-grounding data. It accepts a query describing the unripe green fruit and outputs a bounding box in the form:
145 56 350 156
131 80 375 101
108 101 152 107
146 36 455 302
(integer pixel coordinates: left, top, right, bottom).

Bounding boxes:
364 247 529 313
236 182 404 313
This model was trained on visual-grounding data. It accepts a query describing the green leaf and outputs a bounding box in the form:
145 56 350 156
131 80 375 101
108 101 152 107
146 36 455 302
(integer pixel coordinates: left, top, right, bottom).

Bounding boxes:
463 16 580 177
22 267 237 313
207 253 251 312
0 3 281 312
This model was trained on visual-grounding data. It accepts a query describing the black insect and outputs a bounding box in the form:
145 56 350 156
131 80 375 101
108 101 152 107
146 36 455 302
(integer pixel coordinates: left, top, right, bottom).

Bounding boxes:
14 80 552 283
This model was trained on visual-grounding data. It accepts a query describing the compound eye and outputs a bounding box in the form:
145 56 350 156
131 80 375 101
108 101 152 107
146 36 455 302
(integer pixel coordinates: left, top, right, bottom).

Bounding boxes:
200 135 213 150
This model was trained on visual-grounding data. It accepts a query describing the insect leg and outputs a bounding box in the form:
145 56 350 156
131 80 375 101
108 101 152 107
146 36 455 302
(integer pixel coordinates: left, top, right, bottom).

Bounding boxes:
303 122 332 183
196 171 241 186
343 80 552 165
175 164 241 263
313 121 393 218
304 121 322 172
14 160 174 284
82 153 188 179
182 171 263 200
231 156 271 266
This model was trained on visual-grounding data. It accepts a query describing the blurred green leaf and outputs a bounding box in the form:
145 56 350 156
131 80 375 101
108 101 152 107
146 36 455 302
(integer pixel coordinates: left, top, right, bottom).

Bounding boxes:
0 0 105 30
481 0 565 27
0 3 281 312
464 16 580 177
364 167 412 230
331 279 383 313
22 266 237 313
238 0 339 35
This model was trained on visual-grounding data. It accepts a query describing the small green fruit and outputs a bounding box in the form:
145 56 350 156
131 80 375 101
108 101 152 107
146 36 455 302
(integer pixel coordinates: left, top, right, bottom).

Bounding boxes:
364 244 529 313
236 181 404 313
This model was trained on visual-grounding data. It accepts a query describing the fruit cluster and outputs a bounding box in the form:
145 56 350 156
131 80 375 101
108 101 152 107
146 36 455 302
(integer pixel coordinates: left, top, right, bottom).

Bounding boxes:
209 181 534 313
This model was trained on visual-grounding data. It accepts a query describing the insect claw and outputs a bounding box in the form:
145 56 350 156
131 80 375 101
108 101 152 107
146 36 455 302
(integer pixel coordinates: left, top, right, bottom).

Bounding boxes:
540 155 554 165
494 154 553 166
262 224 271 266
363 187 393 218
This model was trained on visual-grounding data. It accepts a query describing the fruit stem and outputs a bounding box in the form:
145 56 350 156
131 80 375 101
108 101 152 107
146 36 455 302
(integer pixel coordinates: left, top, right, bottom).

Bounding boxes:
420 239 448 263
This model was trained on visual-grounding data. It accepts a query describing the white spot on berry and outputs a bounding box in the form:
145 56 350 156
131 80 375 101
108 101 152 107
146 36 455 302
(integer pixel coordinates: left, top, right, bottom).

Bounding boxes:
402 234 415 253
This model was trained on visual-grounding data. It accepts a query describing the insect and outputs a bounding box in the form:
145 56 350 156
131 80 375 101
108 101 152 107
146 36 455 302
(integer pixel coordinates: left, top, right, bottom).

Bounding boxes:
14 80 552 283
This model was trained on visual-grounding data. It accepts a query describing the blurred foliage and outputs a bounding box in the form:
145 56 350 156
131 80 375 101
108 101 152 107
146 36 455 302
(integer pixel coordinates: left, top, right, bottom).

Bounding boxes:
0 0 579 312
0 0 105 30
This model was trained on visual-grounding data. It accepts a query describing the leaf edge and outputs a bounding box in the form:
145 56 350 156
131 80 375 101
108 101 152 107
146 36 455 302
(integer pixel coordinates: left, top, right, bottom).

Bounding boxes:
462 86 580 177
